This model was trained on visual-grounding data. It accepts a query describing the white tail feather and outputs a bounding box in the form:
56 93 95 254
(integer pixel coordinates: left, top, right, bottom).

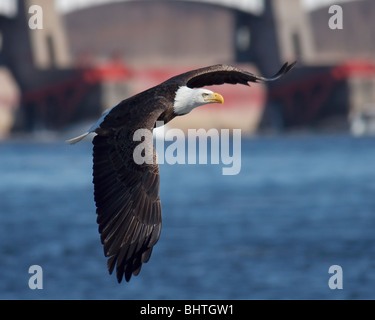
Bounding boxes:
65 132 89 144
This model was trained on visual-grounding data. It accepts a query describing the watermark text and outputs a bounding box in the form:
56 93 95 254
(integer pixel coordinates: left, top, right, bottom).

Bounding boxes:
133 122 242 175
28 5 43 30
28 265 43 290
329 5 343 30
328 265 343 290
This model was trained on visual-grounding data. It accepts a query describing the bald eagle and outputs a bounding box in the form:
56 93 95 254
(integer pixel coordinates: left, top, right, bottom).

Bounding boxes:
67 62 296 283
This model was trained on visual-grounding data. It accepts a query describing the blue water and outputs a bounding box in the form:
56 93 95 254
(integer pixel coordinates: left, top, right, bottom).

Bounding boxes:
1 134 375 300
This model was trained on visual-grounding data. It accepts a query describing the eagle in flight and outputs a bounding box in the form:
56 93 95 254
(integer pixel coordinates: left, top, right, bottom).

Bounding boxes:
67 62 296 283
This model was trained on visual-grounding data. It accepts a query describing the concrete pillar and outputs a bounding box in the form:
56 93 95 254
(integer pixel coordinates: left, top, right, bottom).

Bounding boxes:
267 0 315 64
21 0 71 69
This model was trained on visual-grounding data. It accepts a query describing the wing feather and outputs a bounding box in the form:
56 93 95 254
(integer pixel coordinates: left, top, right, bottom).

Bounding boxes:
90 95 169 283
93 130 162 283
167 62 296 88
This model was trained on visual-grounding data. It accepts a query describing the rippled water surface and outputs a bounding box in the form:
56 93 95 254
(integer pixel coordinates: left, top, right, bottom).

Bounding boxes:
1 134 375 299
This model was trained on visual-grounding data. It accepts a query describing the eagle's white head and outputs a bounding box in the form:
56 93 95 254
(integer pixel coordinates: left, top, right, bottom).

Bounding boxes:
173 86 224 115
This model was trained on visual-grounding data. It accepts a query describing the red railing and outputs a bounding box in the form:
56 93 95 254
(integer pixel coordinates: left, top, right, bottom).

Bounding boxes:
268 60 375 126
21 61 131 128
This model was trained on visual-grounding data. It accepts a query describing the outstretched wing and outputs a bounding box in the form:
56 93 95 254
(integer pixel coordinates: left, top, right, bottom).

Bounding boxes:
167 62 296 88
93 133 161 283
92 96 167 283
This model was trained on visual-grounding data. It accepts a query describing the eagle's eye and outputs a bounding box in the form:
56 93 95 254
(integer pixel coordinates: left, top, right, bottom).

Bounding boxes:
202 93 210 98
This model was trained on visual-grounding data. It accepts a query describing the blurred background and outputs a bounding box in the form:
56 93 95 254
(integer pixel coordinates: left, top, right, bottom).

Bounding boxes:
1 0 375 300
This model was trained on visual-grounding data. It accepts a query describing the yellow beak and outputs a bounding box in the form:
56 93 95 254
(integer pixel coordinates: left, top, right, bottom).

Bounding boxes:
204 92 224 104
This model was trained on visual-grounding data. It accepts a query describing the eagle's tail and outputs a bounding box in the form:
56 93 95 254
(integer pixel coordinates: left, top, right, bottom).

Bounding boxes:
65 132 89 144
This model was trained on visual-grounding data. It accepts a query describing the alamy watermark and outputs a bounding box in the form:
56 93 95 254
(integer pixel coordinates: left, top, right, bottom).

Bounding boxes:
27 4 343 31
329 5 343 30
28 265 43 290
28 5 43 29
27 263 344 292
28 5 43 30
133 121 242 176
328 265 343 290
